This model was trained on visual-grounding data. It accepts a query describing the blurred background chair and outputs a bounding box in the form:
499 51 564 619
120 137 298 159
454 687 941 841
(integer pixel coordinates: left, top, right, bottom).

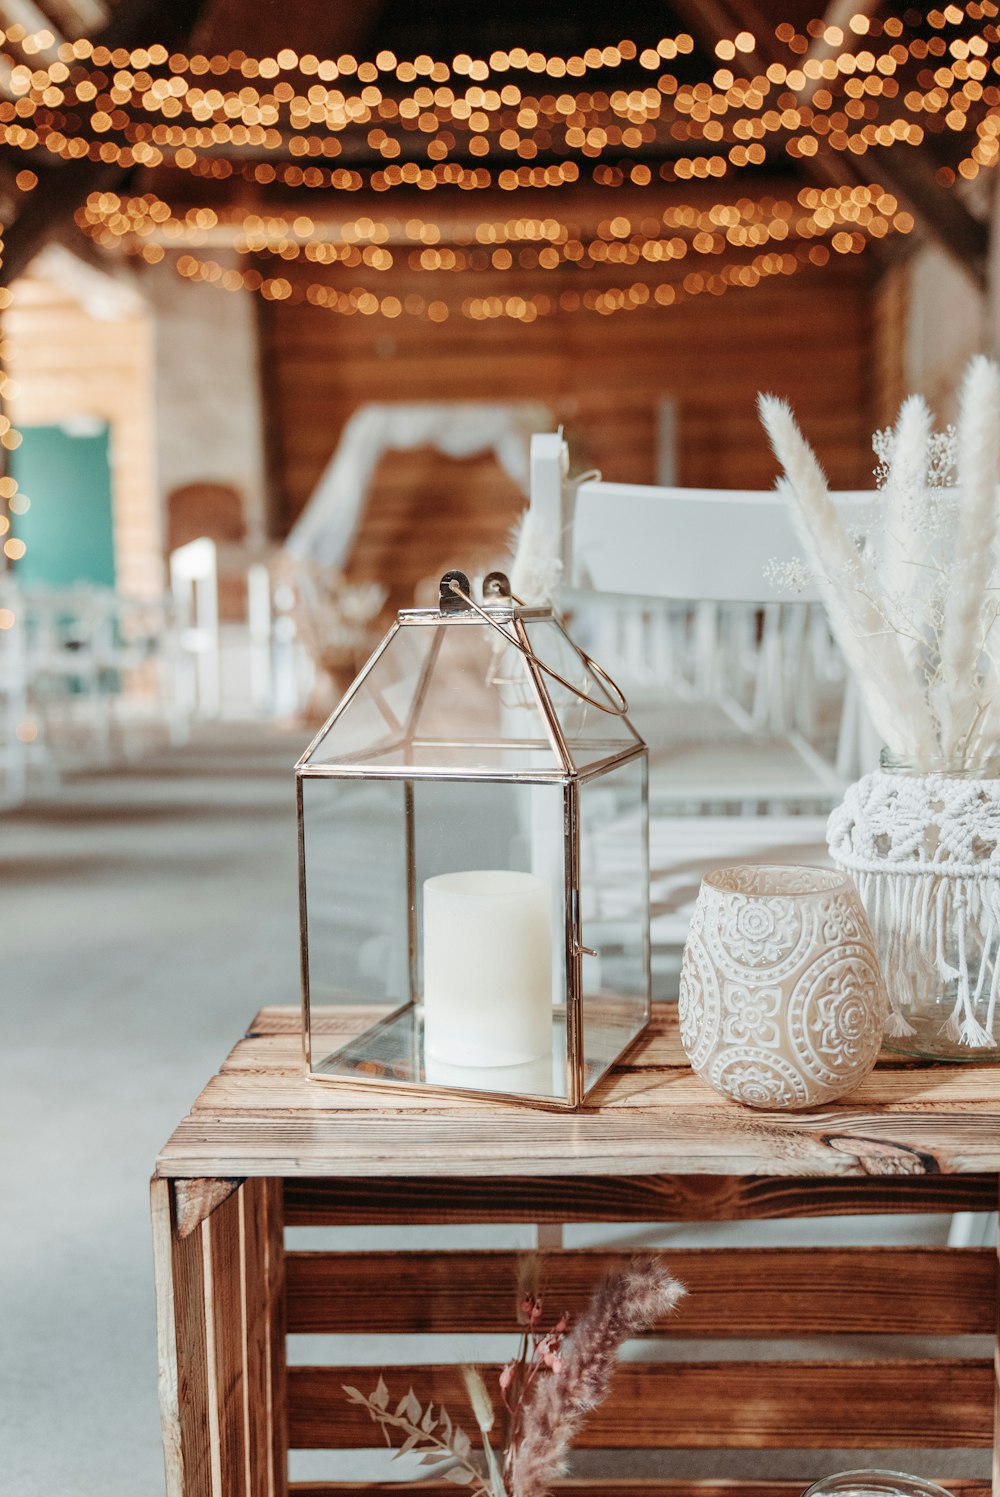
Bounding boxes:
528 431 879 993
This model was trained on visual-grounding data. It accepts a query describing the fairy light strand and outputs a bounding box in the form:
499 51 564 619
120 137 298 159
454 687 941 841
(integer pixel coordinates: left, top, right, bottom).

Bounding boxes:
74 182 914 273
155 234 855 323
0 1 994 190
69 183 907 324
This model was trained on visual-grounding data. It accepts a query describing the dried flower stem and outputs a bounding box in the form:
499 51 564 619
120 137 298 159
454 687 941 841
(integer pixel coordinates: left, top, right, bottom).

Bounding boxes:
507 1257 685 1497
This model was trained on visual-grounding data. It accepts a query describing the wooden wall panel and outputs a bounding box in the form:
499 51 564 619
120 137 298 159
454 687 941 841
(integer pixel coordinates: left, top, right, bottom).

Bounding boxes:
4 275 161 599
260 258 881 611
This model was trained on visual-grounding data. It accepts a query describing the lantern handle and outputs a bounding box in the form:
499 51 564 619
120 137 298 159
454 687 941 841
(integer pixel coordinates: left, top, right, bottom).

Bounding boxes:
445 576 630 718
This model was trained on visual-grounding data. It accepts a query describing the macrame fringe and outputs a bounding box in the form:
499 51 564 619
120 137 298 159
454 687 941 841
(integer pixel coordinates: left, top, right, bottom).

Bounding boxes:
853 867 999 1049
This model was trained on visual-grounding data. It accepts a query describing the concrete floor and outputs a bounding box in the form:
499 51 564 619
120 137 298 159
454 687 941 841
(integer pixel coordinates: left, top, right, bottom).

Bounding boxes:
2 723 303 1497
1 722 987 1495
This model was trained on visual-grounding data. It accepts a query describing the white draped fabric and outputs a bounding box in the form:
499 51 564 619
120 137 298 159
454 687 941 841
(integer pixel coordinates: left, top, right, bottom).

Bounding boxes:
284 400 553 568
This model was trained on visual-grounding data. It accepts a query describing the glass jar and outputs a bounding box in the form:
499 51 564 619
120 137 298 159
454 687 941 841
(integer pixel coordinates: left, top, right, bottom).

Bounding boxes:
827 750 1000 1063
802 1471 952 1497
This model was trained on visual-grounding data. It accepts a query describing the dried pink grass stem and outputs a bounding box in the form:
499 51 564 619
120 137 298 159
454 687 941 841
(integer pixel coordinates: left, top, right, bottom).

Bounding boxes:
507 1257 685 1497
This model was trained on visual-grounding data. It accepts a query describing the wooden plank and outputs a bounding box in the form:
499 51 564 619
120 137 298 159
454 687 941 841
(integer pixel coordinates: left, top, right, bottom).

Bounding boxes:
284 1245 997 1337
265 1178 289 1497
206 1189 248 1497
286 1358 995 1449
156 1105 1000 1179
152 1005 1000 1180
170 1183 216 1497
241 1180 273 1497
235 1177 287 1497
151 1178 184 1497
260 254 878 530
176 1179 244 1240
198 1057 1000 1114
993 1215 1000 1497
289 1485 992 1497
241 1005 1000 1099
284 1172 999 1225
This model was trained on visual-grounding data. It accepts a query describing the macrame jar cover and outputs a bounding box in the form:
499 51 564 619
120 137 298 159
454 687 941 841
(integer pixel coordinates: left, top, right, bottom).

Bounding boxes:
827 770 1000 1054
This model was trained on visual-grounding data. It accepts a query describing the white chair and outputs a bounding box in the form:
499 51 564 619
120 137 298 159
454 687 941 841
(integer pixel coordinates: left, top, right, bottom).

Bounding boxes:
527 433 878 992
169 537 221 721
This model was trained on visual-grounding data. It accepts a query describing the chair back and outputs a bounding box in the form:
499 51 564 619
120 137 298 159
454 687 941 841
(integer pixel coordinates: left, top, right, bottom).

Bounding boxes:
528 433 880 788
530 432 874 604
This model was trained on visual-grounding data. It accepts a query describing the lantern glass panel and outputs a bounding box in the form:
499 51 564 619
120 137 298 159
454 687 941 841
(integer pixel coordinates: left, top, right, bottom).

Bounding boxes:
578 754 651 1091
307 621 438 766
302 773 572 1101
300 773 408 1009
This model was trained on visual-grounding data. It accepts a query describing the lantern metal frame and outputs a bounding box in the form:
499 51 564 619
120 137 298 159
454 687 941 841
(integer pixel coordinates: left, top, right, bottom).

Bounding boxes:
295 573 651 1110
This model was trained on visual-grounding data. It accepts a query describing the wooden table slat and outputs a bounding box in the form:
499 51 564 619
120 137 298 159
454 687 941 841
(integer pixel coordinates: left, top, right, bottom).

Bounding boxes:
283 1172 1000 1224
156 1008 1000 1181
284 1245 998 1337
287 1359 996 1451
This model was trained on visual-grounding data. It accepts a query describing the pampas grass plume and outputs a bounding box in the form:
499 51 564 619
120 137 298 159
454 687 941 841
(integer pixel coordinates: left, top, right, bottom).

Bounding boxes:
758 392 938 761
508 1257 684 1497
510 508 562 605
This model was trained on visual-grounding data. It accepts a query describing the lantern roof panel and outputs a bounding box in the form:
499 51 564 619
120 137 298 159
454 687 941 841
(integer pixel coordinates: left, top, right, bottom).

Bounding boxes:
298 596 643 776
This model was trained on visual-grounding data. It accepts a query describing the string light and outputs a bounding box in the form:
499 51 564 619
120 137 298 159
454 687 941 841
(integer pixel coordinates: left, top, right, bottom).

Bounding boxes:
146 235 856 323
0 2 991 193
73 182 906 324
0 224 29 579
75 183 914 274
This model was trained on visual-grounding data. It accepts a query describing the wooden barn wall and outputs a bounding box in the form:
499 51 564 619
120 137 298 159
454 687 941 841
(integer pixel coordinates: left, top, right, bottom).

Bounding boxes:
4 276 161 599
260 257 881 612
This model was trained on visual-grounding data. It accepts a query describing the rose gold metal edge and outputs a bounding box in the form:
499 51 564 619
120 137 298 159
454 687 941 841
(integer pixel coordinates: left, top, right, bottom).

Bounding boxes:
295 619 401 769
296 772 312 1073
297 763 571 782
564 777 584 1108
512 612 574 776
639 748 653 1028
303 1064 578 1111
573 743 648 782
405 780 418 1004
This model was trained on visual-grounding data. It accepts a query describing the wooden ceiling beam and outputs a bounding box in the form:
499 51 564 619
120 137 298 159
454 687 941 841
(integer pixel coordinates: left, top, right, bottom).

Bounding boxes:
41 0 109 35
0 0 66 59
196 0 386 64
797 0 880 105
668 0 987 288
135 167 810 231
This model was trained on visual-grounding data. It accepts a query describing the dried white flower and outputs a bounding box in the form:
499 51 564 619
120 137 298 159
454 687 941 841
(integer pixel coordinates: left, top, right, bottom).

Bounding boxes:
760 356 1000 771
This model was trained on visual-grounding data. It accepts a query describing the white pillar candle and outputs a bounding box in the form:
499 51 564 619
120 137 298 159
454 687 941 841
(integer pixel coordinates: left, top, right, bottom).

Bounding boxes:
422 869 552 1067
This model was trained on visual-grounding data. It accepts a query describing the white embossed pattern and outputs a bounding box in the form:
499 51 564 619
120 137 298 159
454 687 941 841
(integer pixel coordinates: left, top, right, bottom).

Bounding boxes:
678 864 887 1110
828 768 1000 1053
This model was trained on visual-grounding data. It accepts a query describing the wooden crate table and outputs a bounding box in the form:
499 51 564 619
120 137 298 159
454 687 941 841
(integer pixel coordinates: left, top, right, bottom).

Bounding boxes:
151 1006 1000 1497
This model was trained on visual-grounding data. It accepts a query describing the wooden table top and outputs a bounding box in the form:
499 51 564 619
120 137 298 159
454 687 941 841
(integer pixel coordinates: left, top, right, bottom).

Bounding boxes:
154 1005 1000 1181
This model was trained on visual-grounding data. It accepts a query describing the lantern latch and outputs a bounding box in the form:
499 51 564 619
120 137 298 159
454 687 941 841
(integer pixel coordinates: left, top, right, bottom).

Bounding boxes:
439 569 472 614
482 570 512 602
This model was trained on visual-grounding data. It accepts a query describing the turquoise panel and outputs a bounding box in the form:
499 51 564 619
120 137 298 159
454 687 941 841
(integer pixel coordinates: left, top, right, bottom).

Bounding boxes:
9 422 115 588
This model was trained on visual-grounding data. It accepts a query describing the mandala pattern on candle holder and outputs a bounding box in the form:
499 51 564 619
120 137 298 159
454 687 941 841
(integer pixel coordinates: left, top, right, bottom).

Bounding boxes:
679 866 887 1110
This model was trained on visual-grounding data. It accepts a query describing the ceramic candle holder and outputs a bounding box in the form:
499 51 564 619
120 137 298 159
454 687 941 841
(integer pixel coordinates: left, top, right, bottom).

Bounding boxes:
678 864 887 1110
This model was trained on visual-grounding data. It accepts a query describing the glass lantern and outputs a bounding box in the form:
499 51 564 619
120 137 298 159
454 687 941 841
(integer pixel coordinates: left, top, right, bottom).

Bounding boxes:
296 569 650 1108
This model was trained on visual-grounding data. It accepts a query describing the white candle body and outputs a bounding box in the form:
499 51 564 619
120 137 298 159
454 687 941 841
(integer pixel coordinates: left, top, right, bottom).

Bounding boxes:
422 869 552 1067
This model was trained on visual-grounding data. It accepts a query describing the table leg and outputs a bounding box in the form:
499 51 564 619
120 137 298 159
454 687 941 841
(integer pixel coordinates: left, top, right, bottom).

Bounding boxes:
151 1176 287 1497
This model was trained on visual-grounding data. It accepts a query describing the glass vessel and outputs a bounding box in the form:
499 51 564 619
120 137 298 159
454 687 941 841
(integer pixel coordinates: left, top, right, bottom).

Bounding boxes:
801 1471 952 1497
829 749 1000 1063
297 570 650 1108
